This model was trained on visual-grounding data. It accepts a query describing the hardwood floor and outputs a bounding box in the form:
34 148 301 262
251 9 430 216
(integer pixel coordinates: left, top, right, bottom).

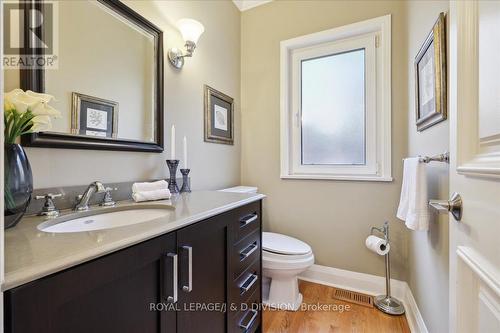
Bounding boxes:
263 280 410 333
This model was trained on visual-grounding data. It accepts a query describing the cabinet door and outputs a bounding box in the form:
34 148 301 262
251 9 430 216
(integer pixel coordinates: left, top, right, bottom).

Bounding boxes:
4 232 177 333
176 213 229 333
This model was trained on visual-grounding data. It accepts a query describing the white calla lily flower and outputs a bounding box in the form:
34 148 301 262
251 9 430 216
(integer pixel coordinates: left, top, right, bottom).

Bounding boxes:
4 89 24 101
4 99 15 111
32 101 61 118
31 115 52 132
26 90 56 103
3 89 60 143
4 89 42 113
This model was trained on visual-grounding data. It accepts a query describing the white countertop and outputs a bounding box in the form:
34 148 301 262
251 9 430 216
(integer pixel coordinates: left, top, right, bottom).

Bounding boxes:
2 191 265 291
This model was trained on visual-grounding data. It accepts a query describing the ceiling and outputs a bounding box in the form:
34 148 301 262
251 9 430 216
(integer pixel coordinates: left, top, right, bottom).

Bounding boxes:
232 0 272 11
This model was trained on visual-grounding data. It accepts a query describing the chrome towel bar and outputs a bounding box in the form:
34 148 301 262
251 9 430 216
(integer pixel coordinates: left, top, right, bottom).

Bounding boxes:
402 151 449 164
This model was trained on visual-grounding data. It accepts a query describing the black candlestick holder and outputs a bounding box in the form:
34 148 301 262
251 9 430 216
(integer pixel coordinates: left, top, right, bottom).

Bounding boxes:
180 169 191 193
166 159 180 194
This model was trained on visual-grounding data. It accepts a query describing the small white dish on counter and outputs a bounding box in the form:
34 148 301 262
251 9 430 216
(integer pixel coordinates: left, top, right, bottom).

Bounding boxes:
37 205 173 233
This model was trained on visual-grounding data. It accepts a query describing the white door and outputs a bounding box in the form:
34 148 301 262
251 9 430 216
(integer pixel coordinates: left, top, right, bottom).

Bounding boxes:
449 1 500 332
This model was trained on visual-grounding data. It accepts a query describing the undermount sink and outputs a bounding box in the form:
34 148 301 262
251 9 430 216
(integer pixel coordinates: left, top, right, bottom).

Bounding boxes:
37 205 173 233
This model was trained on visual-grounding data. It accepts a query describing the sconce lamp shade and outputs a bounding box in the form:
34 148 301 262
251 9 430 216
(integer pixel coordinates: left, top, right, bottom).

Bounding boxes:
168 18 205 69
177 18 205 44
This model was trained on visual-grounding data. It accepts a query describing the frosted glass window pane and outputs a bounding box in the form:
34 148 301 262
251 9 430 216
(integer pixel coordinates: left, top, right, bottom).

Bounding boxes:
301 49 365 165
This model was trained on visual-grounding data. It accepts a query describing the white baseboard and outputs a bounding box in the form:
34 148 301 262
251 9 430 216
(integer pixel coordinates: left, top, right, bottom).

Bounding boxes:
401 282 429 333
298 264 428 333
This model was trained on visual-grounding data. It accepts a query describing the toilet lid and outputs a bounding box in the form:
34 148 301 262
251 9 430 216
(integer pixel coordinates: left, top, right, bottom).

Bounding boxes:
262 232 311 255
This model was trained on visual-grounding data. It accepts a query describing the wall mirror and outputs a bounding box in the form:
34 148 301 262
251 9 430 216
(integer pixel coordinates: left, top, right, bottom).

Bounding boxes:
21 0 164 152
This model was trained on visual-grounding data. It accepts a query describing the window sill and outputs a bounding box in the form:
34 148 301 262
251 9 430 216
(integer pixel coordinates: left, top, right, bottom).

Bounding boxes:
280 174 393 182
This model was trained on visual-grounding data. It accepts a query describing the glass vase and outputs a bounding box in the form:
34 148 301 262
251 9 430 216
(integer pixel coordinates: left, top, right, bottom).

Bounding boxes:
4 144 33 229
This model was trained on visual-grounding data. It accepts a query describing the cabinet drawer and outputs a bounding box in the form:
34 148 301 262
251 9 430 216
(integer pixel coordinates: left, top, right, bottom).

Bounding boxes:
232 201 261 244
230 259 260 307
229 289 261 333
232 231 261 280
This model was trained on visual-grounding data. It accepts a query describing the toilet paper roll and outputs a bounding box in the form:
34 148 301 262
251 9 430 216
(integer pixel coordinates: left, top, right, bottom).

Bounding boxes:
365 235 390 256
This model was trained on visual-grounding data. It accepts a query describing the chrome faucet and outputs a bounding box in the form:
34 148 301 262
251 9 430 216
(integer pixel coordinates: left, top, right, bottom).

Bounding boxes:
74 181 106 211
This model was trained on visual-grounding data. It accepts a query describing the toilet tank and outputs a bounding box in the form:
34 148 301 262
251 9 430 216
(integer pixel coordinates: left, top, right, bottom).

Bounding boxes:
219 186 258 193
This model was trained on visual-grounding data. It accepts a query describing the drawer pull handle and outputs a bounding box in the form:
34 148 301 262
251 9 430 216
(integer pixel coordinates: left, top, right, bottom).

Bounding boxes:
239 274 258 294
240 213 258 227
240 241 258 261
181 246 193 292
162 253 178 303
239 309 258 330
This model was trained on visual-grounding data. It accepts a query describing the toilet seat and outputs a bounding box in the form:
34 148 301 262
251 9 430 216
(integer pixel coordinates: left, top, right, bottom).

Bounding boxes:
263 250 314 270
262 232 314 270
263 232 311 255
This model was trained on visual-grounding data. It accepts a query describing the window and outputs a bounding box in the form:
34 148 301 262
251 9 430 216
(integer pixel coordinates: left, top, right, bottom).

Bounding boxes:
280 15 392 181
301 48 366 166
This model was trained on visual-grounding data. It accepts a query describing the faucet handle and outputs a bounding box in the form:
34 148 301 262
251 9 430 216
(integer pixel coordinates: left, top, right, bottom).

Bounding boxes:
35 193 62 200
100 187 118 207
35 193 63 217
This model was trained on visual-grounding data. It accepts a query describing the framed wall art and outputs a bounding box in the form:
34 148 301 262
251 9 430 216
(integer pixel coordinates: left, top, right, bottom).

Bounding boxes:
415 12 447 132
204 85 234 145
71 92 119 138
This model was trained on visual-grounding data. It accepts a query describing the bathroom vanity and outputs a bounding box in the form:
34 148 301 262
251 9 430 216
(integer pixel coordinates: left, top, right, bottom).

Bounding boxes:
3 191 264 333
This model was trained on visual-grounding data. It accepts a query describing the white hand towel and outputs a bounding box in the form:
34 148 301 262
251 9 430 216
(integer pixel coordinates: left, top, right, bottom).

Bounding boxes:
132 189 171 202
397 157 430 231
132 180 169 193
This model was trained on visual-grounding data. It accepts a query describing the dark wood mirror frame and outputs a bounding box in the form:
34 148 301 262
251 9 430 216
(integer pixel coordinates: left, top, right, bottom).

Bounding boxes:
20 0 164 153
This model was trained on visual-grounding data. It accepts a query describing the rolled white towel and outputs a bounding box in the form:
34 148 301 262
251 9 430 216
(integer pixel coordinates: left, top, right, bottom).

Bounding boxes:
132 180 169 193
132 189 171 202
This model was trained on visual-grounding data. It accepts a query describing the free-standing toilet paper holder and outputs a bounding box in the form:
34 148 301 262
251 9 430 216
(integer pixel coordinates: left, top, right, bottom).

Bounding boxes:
370 222 405 316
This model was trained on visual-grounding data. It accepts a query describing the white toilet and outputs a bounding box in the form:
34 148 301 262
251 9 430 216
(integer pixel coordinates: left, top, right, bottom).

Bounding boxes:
262 232 314 311
220 186 315 311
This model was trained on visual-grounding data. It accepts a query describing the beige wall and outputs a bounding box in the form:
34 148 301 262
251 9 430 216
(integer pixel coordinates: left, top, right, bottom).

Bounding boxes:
4 0 241 190
406 1 449 332
241 0 409 280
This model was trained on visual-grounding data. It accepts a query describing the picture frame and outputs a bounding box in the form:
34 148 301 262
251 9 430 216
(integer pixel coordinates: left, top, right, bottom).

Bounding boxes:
414 12 447 132
204 85 234 145
71 92 119 138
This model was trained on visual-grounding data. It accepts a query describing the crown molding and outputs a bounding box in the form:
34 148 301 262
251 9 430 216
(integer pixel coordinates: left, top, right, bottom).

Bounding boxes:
232 0 272 12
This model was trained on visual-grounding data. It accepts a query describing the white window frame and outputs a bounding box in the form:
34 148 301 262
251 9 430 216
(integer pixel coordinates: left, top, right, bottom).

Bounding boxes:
280 15 392 181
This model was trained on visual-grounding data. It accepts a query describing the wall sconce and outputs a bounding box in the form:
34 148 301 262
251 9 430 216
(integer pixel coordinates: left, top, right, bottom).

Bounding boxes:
168 18 205 69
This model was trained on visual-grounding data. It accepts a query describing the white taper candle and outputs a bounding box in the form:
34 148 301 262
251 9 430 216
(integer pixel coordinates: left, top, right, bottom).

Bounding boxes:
170 125 176 159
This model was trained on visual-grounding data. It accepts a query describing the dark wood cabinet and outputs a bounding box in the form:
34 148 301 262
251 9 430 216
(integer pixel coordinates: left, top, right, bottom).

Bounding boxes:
4 232 177 333
4 200 262 333
176 214 228 333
